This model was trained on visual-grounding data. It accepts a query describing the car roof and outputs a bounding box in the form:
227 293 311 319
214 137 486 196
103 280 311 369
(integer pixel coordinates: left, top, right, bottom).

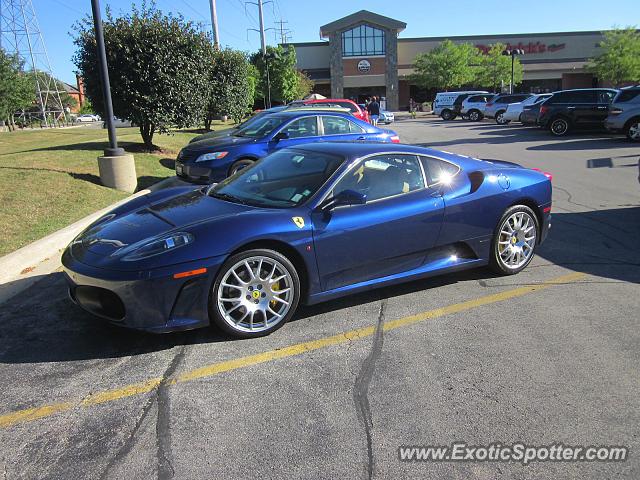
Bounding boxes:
288 142 482 168
275 110 355 119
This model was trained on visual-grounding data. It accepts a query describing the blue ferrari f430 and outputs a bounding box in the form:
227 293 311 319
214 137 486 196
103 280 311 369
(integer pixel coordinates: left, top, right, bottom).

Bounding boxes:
62 143 552 337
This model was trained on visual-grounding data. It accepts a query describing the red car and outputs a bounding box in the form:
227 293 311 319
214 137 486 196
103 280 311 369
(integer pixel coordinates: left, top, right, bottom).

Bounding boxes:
293 98 370 123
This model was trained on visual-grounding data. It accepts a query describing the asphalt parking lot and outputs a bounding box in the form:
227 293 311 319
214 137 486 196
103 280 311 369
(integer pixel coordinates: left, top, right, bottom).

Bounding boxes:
1 117 638 479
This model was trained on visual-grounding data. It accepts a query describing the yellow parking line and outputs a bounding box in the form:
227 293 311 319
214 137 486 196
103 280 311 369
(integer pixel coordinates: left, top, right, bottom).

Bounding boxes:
0 271 586 430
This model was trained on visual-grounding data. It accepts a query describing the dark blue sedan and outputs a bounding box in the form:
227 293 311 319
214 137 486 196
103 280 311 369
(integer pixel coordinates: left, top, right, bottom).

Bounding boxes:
175 110 400 183
62 143 551 337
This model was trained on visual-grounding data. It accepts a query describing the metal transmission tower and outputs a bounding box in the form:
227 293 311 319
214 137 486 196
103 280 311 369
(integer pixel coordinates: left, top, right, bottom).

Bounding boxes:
0 0 67 127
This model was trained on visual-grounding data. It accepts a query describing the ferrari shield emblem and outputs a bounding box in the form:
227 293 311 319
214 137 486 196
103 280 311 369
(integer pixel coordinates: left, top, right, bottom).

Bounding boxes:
292 216 305 229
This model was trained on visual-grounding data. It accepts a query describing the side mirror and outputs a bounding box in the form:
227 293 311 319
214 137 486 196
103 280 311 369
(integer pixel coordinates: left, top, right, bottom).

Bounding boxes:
272 131 289 142
320 189 366 211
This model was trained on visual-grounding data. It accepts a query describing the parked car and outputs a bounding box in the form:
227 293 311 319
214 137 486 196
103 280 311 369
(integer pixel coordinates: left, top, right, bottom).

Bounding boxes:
290 98 370 123
62 142 552 337
503 94 552 123
538 88 618 136
102 117 132 128
605 86 640 141
189 106 350 144
460 94 495 121
379 110 395 124
433 91 488 120
176 110 400 183
520 103 544 126
75 114 99 123
484 94 533 124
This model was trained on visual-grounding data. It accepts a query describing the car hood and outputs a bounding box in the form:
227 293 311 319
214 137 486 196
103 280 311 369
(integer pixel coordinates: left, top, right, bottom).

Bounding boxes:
182 135 255 154
189 130 235 143
70 189 250 264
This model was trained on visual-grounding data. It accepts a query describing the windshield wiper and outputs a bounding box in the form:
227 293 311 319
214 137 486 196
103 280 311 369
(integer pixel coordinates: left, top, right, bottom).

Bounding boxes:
209 191 251 205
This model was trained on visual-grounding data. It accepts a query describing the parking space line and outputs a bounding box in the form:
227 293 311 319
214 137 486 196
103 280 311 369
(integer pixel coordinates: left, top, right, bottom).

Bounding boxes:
0 271 586 430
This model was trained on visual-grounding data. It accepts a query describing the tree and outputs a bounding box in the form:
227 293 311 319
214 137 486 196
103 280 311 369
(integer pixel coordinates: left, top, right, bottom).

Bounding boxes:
412 40 478 91
0 50 35 131
251 45 301 104
73 3 213 149
294 70 314 100
205 49 253 129
588 27 640 86
475 43 523 92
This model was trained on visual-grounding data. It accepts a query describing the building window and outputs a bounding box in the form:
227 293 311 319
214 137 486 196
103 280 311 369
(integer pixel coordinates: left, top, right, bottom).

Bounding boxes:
341 24 385 57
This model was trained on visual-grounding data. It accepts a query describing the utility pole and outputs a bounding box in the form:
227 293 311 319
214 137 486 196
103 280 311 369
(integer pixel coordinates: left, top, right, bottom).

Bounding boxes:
208 0 219 48
274 19 290 44
257 0 266 54
247 0 273 108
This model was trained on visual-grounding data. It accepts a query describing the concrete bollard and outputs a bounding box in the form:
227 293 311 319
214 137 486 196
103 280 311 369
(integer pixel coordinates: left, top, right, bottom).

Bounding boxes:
98 153 137 193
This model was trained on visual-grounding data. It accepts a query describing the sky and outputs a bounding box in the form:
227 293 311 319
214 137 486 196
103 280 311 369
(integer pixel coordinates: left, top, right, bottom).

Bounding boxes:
12 0 640 84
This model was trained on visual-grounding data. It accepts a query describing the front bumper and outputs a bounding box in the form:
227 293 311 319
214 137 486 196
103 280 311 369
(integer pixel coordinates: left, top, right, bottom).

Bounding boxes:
62 249 226 333
175 160 229 184
604 119 623 132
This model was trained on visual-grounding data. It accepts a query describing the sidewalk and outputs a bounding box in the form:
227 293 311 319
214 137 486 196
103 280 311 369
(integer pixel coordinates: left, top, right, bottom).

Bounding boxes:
0 176 189 304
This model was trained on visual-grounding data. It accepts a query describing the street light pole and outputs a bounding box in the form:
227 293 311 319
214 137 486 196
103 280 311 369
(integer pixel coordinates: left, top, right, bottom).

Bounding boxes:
90 0 123 157
90 0 137 193
502 48 524 94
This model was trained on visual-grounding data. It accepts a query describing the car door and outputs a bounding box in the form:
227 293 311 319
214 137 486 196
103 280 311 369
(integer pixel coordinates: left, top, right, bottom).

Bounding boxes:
267 116 321 153
311 153 444 291
570 91 599 125
319 115 374 142
595 90 616 123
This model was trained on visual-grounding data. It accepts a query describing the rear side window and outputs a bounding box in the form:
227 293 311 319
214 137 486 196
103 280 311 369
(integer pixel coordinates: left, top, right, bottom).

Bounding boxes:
616 89 640 103
597 90 617 104
420 156 461 186
496 97 510 104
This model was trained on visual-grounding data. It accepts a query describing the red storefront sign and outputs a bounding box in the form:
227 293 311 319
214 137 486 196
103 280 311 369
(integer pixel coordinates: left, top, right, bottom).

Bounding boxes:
475 41 566 54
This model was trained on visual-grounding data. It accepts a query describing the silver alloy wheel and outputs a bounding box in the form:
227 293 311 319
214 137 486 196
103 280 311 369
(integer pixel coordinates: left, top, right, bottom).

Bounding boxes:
497 211 537 270
496 111 509 125
550 118 569 135
628 121 640 140
469 110 480 121
216 256 294 333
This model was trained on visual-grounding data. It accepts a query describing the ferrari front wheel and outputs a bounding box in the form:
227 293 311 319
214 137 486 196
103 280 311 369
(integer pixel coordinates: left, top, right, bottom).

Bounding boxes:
210 249 300 338
489 205 538 275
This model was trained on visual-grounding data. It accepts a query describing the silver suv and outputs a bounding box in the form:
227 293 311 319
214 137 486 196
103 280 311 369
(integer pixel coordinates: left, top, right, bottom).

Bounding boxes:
605 86 640 141
485 93 533 124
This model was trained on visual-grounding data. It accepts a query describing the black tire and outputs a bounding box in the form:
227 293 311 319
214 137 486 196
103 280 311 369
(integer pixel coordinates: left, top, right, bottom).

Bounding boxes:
468 109 482 122
549 116 571 136
440 109 454 121
489 205 539 276
228 158 255 177
209 249 301 338
624 118 640 142
495 110 509 125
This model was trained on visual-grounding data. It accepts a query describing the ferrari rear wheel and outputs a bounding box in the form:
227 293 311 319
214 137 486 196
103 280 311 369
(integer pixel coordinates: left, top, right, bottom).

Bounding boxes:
490 205 538 275
210 249 300 337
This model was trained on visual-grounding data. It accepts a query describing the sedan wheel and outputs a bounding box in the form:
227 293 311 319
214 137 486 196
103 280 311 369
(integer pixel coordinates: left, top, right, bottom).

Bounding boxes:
626 120 640 141
229 159 254 176
490 206 538 275
550 117 570 136
495 111 509 125
211 249 300 337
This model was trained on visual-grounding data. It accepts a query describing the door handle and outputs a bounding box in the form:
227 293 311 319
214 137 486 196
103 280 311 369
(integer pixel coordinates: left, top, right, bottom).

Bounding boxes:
357 136 366 140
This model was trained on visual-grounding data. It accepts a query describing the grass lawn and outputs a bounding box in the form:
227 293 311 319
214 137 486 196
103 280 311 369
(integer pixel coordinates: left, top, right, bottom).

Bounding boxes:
0 122 232 257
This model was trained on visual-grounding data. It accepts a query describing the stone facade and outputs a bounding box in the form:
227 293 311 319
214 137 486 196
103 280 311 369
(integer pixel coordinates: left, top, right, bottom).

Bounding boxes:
384 29 399 110
328 32 344 99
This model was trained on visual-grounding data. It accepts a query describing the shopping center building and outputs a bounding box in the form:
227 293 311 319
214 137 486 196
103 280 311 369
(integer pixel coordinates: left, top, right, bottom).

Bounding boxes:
290 10 612 110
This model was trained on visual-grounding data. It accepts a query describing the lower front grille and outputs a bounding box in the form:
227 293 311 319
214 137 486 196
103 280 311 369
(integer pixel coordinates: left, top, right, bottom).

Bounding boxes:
72 286 125 322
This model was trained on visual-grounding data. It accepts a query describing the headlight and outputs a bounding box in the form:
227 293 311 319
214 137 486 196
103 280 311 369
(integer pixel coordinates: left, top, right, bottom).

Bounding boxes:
118 232 194 261
196 152 228 162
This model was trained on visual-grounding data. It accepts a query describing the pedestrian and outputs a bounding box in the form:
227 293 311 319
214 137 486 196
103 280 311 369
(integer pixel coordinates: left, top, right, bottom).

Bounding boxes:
367 96 380 126
409 98 417 119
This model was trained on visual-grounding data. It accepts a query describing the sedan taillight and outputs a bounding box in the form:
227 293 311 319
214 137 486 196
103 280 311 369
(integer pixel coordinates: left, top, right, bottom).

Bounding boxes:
390 135 400 143
539 105 549 115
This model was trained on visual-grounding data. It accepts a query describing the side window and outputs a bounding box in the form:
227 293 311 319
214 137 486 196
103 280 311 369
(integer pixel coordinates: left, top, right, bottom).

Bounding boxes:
349 120 365 133
573 91 597 103
598 91 616 104
338 102 359 113
616 90 640 103
496 97 509 104
322 116 353 135
282 117 318 138
333 154 425 203
420 156 460 186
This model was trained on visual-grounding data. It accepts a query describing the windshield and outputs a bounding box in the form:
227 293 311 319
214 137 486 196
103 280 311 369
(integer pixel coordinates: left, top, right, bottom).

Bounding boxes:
208 149 344 208
233 116 283 138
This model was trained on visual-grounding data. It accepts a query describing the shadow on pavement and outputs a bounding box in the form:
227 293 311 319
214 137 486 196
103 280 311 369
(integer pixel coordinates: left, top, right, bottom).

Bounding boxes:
0 208 637 364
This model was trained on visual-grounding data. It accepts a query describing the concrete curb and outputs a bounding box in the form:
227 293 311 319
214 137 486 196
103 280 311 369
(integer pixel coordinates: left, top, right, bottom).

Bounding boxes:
0 176 189 304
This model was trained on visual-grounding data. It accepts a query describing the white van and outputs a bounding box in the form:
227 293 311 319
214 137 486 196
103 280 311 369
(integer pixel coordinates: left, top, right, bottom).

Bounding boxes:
433 91 488 120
